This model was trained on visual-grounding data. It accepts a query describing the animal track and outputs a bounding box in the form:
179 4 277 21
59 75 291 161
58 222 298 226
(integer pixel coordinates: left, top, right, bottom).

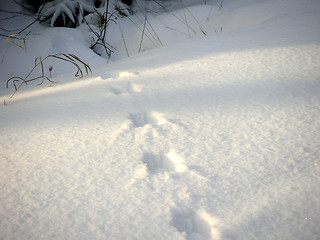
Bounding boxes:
118 71 140 79
126 82 142 93
129 112 149 127
109 82 142 95
110 86 122 95
129 111 168 128
171 207 220 240
142 150 187 174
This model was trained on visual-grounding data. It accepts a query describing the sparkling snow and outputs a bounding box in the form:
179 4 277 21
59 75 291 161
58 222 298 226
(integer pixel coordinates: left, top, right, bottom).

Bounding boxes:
1 0 320 239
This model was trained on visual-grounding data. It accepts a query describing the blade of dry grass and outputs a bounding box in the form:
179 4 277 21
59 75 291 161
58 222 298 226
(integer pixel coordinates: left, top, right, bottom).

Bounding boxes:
7 53 91 98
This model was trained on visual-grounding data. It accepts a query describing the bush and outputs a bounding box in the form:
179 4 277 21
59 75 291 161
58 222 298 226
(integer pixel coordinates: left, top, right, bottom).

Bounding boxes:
24 0 131 28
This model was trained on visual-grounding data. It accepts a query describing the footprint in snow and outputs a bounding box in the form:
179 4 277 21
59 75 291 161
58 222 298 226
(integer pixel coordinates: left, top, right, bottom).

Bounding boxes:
142 149 187 174
129 111 168 128
114 111 168 141
110 82 142 95
110 86 122 95
171 207 221 240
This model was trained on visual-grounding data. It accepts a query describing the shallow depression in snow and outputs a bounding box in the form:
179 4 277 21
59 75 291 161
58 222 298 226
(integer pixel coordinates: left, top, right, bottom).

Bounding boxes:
1 0 320 239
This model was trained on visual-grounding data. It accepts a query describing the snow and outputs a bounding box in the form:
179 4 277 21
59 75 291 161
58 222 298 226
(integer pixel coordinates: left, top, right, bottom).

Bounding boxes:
1 0 320 239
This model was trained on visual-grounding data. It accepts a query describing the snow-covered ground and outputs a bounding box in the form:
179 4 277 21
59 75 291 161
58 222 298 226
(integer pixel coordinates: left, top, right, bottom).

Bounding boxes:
1 0 320 239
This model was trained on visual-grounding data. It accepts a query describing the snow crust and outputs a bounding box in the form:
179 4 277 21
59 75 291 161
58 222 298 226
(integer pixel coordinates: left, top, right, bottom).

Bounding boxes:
1 0 320 239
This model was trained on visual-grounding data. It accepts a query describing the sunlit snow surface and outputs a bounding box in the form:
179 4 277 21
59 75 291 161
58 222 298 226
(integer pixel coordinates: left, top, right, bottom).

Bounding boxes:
1 0 320 239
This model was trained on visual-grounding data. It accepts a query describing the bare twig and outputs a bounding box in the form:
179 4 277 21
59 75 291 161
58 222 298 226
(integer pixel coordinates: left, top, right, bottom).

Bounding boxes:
0 15 17 21
139 8 147 52
179 0 190 37
118 21 129 57
0 9 35 17
185 7 206 35
220 0 224 10
12 0 35 12
126 15 158 48
81 3 116 58
133 0 162 47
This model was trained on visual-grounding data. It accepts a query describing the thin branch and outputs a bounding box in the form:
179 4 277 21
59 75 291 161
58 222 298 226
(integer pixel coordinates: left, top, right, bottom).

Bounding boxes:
118 21 129 57
12 0 35 12
0 33 25 39
0 15 17 21
185 7 206 35
81 5 116 58
133 1 162 47
139 8 147 52
0 9 35 17
220 0 224 10
0 26 26 33
126 15 158 48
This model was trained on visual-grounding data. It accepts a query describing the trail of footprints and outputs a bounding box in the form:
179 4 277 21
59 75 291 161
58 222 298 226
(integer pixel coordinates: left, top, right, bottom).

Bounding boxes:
128 112 188 174
110 79 219 240
128 111 219 240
